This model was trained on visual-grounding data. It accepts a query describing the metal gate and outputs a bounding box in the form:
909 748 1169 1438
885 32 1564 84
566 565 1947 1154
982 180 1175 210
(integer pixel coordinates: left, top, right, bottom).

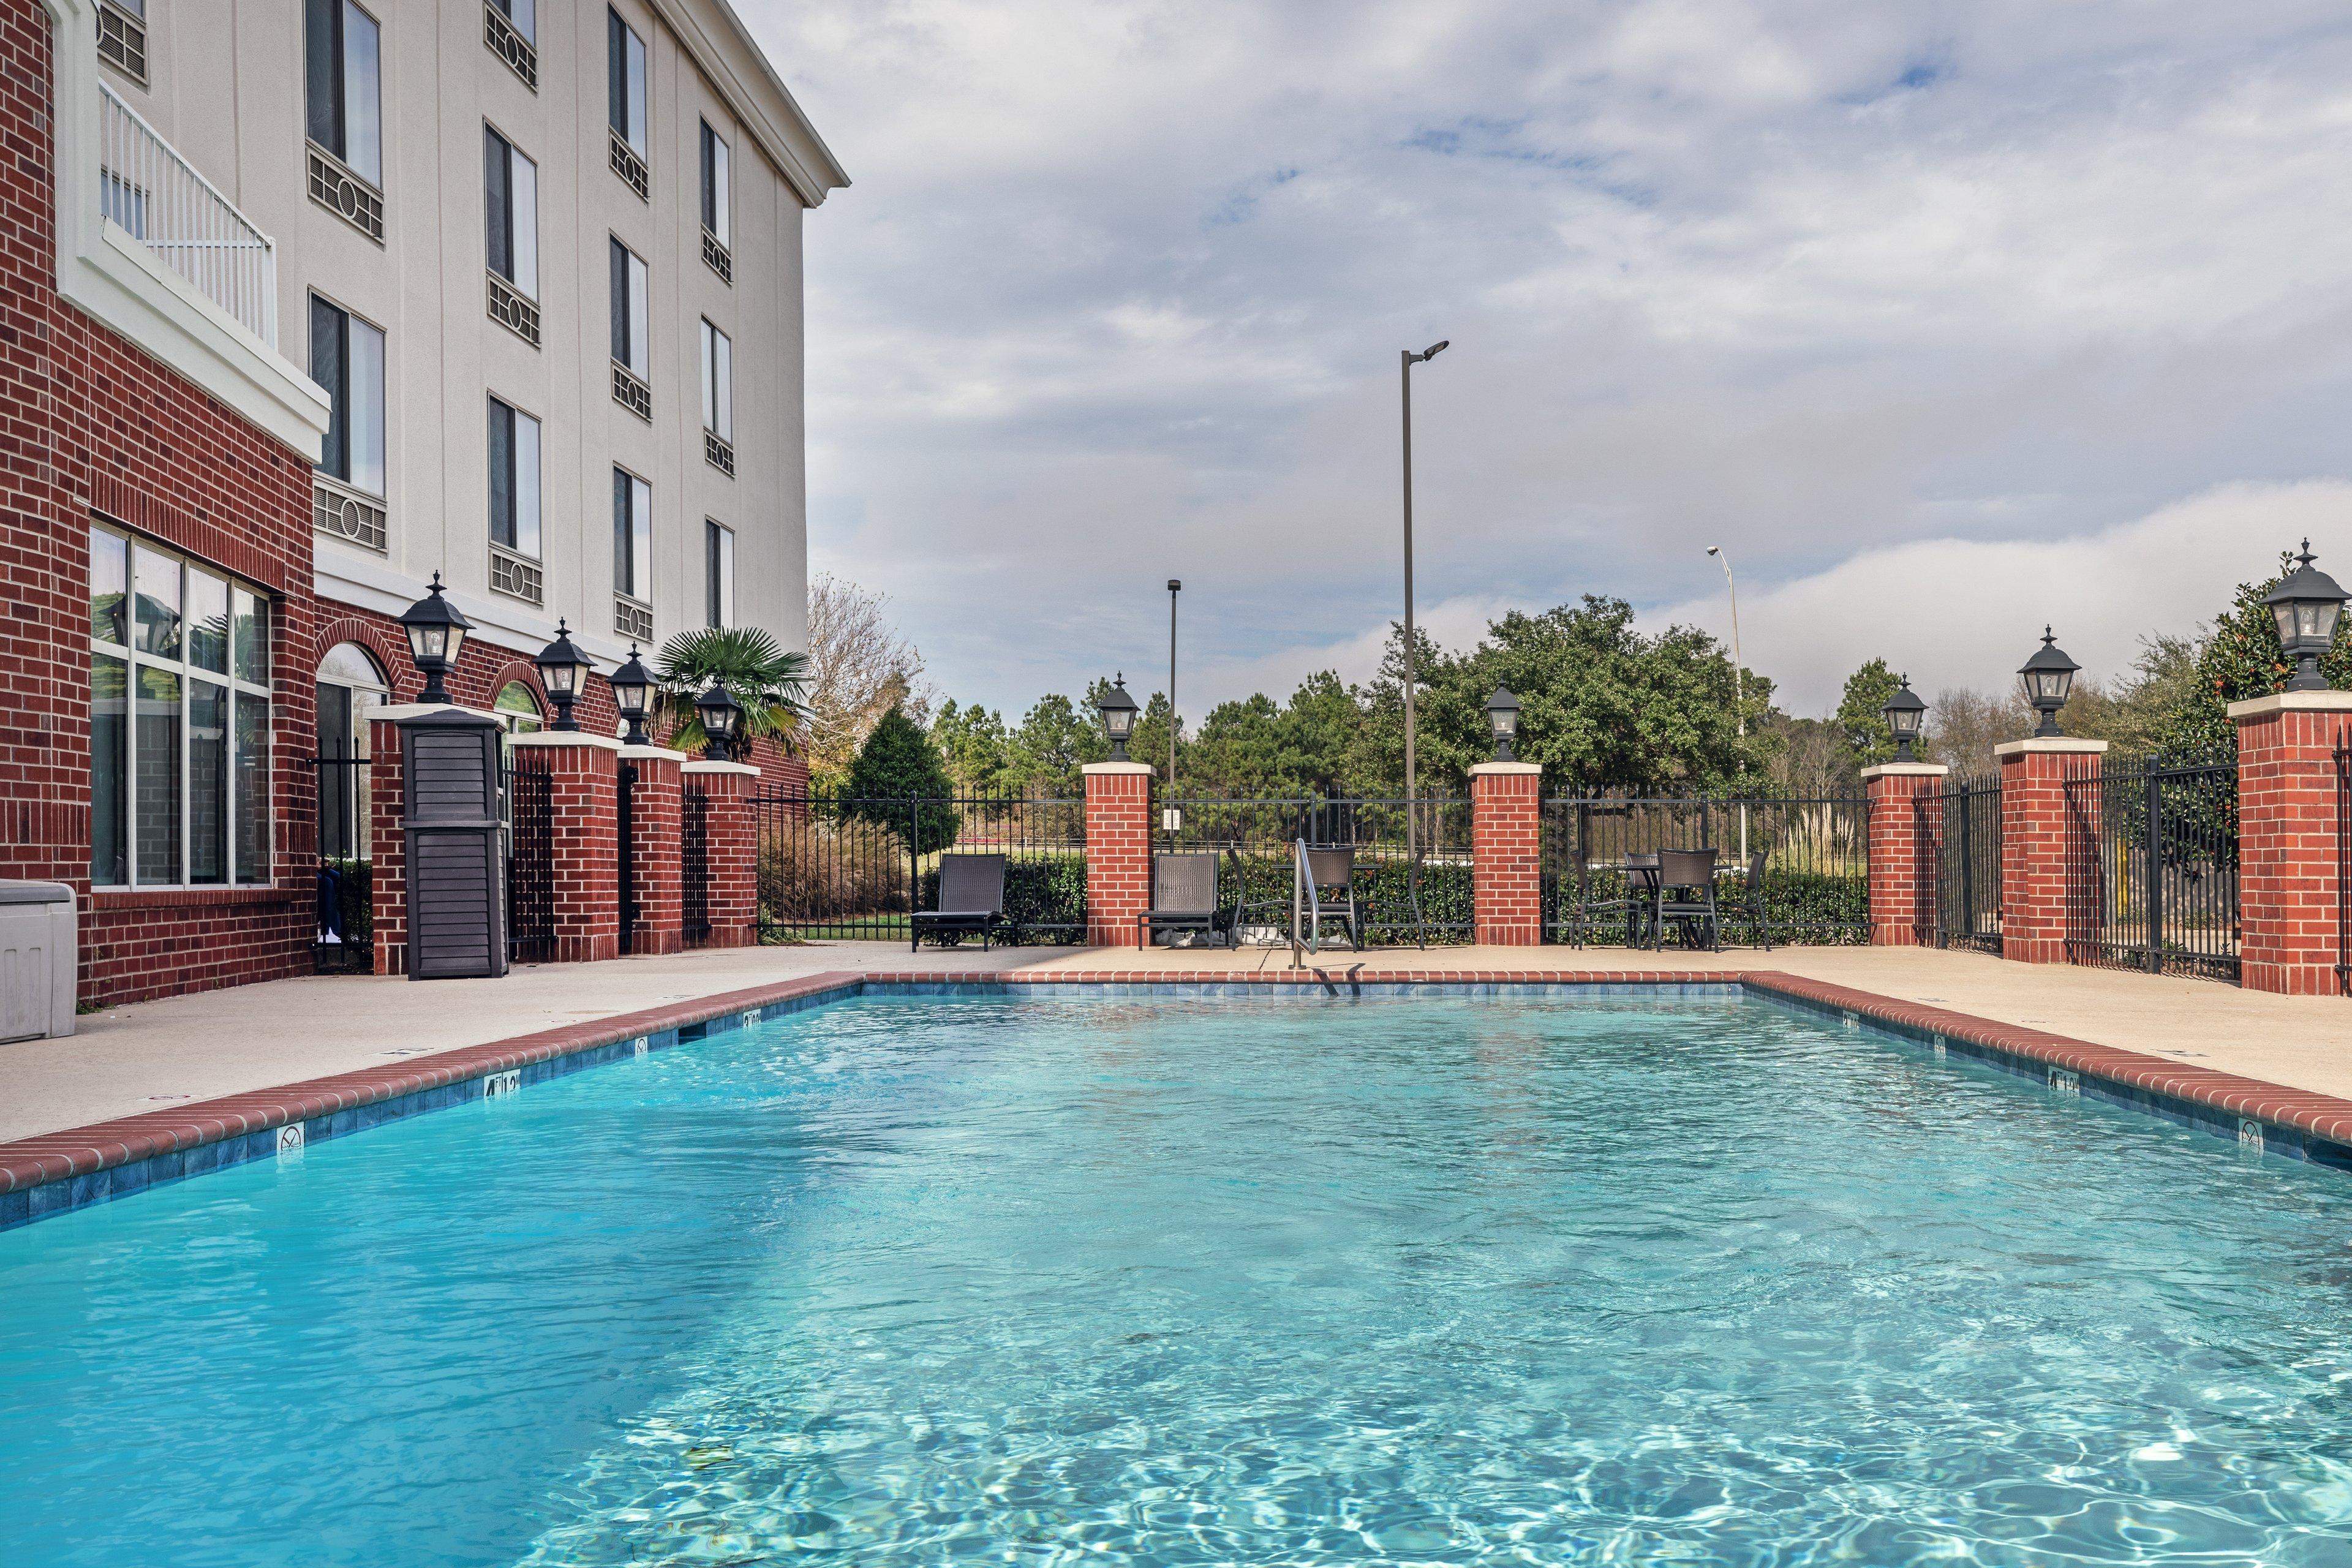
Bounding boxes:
752 794 1087 944
1921 774 2002 953
616 761 638 955
682 785 710 945
505 750 554 965
2063 756 2238 982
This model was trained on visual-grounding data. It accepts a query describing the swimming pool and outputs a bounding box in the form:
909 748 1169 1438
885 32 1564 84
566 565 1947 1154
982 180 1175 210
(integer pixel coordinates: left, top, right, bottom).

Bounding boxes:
3 990 2350 1564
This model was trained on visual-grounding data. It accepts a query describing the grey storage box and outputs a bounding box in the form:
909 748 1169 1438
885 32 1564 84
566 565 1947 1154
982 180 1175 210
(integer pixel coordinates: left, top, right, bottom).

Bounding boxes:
0 881 76 1043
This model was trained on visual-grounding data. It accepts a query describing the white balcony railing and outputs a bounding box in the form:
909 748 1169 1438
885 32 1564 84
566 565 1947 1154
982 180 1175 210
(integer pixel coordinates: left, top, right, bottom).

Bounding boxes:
97 80 276 347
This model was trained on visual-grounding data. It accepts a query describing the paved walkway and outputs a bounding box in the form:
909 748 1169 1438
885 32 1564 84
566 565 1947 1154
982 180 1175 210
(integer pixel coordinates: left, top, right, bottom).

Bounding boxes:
9 940 2352 1142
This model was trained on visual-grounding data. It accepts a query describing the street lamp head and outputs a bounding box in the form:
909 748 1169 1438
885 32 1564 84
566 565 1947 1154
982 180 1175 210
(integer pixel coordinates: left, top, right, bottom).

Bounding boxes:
2264 538 2348 693
532 619 593 733
1707 545 1721 557
1882 673 1928 764
609 644 654 747
1167 579 1182 594
398 571 473 705
1096 674 1139 761
693 681 742 760
2019 626 2080 738
1483 684 1521 762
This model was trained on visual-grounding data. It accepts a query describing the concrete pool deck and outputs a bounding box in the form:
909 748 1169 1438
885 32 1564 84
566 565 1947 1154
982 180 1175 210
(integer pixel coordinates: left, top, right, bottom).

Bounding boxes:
7 939 2352 1144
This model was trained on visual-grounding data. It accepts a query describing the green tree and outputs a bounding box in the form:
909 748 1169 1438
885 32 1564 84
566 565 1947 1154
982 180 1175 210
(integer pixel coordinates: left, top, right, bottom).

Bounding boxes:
650 626 812 762
2153 551 2352 761
1833 658 1902 770
932 699 1011 796
843 706 960 853
1007 692 1108 797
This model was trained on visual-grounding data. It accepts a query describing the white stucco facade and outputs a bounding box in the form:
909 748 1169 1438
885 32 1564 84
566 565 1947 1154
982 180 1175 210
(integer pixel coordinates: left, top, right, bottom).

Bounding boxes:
97 0 846 669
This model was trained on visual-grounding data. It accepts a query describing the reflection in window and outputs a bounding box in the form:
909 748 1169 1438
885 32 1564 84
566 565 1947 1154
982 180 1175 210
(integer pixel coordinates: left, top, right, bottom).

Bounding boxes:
91 654 126 886
134 663 181 886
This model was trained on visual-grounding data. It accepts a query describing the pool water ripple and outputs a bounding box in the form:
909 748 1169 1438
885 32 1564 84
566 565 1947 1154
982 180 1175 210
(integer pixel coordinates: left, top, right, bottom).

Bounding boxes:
4 994 2352 1564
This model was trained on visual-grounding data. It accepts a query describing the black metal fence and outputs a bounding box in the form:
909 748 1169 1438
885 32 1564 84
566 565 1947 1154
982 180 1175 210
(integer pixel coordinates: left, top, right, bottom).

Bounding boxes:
682 786 711 945
505 750 554 965
2064 755 2239 983
753 793 1087 944
1160 796 1474 944
1922 774 2002 954
1543 794 1869 945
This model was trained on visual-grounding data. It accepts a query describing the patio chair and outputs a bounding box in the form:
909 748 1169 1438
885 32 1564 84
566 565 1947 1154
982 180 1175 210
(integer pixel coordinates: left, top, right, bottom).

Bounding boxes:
1293 842 1362 954
910 853 1012 952
1732 851 1773 950
1137 852 1237 948
1570 851 1660 948
1652 847 1721 952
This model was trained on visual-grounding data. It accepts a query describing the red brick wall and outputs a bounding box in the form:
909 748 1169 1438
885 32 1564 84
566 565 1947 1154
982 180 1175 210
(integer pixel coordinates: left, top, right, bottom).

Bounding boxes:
1085 765 1152 946
2236 702 2352 995
0 0 320 1005
529 740 620 963
625 751 683 955
1864 768 1943 947
368 718 408 975
1999 745 2098 964
1469 766 1541 946
685 765 757 948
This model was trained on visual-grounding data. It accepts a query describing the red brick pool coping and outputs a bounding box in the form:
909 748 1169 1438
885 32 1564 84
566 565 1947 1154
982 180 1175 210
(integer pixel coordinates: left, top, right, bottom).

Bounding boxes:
7 966 2352 1202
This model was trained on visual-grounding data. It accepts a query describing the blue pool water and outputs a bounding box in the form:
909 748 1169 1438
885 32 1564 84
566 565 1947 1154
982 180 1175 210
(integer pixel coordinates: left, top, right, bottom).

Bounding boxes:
4 993 2352 1565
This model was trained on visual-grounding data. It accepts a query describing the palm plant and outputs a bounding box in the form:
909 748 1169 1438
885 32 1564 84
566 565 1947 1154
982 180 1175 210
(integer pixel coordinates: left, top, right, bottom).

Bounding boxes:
650 626 812 761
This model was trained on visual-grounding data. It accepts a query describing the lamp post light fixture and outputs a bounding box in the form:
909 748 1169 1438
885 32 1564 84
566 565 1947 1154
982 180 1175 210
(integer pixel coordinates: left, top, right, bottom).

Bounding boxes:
397 572 472 705
2265 539 2348 693
1484 685 1521 762
609 644 654 747
693 681 741 761
532 619 593 733
1882 674 1927 763
1097 674 1139 762
2019 627 2080 738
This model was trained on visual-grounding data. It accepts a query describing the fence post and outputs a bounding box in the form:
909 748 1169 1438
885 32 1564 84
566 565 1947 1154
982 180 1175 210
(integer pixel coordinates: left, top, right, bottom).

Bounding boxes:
620 745 686 954
367 714 409 976
1996 737 2106 963
1083 761 1154 947
2231 691 2352 995
683 760 760 948
1469 763 1543 946
1861 763 1946 946
508 733 624 963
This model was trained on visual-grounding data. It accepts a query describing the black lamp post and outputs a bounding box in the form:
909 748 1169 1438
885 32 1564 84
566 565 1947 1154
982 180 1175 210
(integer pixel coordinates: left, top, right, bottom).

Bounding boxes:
1483 685 1521 762
693 682 741 761
609 644 654 747
2019 627 2079 739
1883 674 1926 763
1097 674 1138 761
398 572 472 705
533 619 592 733
2265 539 2348 693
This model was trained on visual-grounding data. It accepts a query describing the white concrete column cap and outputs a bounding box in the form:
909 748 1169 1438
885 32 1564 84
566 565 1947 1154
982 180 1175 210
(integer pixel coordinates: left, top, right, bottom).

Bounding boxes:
682 760 761 777
619 744 692 763
1081 761 1156 776
1468 761 1543 776
371 703 500 724
508 730 626 753
1992 737 2108 757
1859 762 1948 780
2227 690 2352 720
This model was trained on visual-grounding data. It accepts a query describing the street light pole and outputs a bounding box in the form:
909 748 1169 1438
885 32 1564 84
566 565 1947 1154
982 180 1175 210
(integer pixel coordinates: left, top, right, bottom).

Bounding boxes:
1167 578 1181 839
1400 340 1447 883
1707 545 1748 862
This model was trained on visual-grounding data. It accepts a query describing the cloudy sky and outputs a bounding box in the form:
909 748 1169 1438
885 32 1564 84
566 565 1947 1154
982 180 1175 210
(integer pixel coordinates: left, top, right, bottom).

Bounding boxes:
742 0 2352 720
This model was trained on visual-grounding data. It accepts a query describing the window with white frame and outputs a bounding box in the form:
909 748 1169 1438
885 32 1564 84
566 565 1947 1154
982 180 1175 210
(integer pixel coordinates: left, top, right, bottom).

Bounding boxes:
305 0 383 186
489 0 534 47
484 126 538 298
612 467 651 603
487 395 541 558
311 295 386 497
314 641 386 862
700 120 729 244
609 238 649 374
705 520 734 628
700 319 732 441
90 524 273 889
608 9 648 156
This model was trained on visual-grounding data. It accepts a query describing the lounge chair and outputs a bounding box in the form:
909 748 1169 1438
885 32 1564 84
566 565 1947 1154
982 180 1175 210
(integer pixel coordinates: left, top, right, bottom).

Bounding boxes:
1294 842 1362 953
1652 847 1721 952
1137 852 1236 948
910 853 1011 951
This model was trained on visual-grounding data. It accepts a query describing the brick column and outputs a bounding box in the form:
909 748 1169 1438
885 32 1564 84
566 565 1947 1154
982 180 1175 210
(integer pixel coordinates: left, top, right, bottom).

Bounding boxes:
511 733 624 963
1084 761 1154 946
622 745 685 956
1468 761 1543 945
368 715 408 977
1996 737 2105 963
2233 692 2352 995
684 761 760 948
1861 763 1947 946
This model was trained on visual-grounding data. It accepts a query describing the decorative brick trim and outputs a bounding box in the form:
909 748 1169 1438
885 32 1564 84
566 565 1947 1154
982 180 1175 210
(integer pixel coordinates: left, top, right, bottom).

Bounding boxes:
314 616 413 699
482 658 549 715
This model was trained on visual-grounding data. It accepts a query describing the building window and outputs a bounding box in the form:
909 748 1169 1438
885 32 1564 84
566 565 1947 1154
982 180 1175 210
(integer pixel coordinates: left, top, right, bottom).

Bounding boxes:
609 237 652 419
700 319 733 475
97 0 148 86
311 295 388 550
485 0 536 89
699 120 731 282
705 520 734 628
315 641 387 862
484 126 541 345
488 395 543 605
305 0 384 241
612 468 652 639
90 523 273 890
494 681 544 737
606 8 649 199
